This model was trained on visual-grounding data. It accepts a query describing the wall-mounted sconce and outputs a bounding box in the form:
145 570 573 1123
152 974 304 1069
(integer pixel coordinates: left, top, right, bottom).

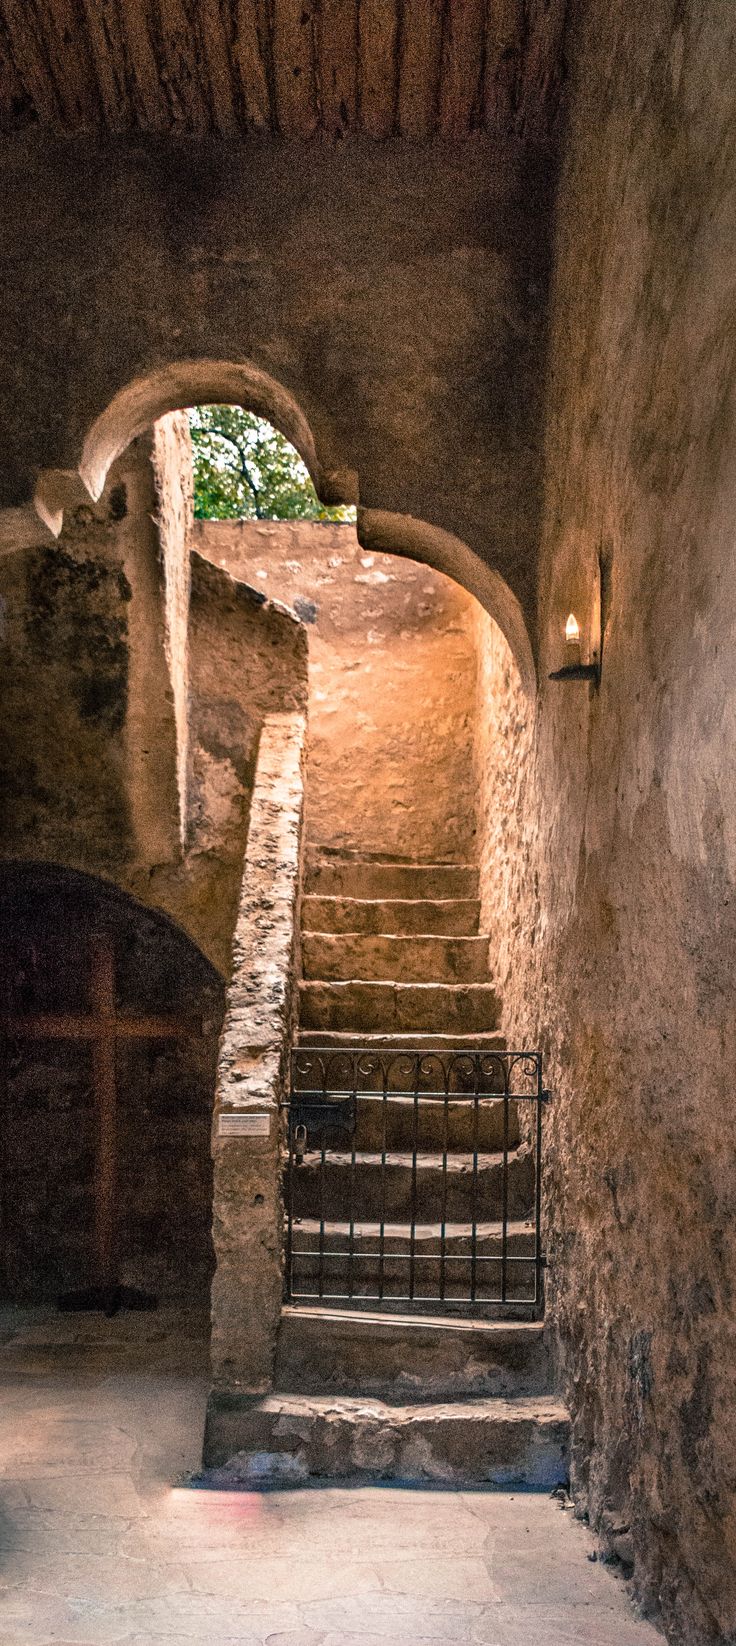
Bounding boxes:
549 609 601 684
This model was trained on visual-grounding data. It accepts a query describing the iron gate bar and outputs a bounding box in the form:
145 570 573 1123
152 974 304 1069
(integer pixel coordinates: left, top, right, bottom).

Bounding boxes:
284 1047 548 1317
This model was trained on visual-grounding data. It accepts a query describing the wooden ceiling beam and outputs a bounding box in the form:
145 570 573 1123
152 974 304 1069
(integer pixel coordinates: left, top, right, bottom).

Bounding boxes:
155 0 214 132
0 0 65 126
196 0 241 135
272 0 319 138
316 0 358 140
439 0 485 139
124 0 169 129
80 0 133 132
483 0 524 138
397 0 444 141
233 0 274 131
357 0 398 139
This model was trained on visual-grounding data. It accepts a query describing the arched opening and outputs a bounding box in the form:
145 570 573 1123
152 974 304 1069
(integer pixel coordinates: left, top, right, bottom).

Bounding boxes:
0 864 224 1308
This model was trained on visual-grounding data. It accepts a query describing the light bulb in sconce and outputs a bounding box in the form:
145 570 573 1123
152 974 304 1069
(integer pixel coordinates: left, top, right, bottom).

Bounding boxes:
565 612 581 663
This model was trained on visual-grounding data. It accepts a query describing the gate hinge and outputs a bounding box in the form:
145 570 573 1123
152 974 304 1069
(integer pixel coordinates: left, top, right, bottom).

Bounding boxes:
541 1088 552 1104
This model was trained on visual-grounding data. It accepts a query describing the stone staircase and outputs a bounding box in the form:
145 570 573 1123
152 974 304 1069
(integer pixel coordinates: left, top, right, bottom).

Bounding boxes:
204 855 569 1488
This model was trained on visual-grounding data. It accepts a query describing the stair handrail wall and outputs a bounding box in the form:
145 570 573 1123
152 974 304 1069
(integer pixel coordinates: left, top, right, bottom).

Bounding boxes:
208 710 307 1396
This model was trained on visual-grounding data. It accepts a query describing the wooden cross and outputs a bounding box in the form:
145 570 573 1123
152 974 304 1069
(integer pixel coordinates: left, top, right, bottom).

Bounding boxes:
1 929 198 1307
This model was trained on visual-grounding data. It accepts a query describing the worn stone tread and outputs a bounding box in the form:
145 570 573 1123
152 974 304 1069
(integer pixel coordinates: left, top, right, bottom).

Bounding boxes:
301 895 482 935
202 1390 570 1485
291 1217 533 1239
298 1147 523 1170
302 931 492 983
304 860 480 900
296 1029 507 1049
299 978 500 1032
281 1303 544 1335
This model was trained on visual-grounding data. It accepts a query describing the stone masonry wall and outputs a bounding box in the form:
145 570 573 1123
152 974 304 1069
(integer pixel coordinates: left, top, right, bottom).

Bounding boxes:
485 4 736 1640
0 426 309 977
472 608 532 1007
0 865 224 1304
195 520 480 865
152 411 193 842
208 711 306 1406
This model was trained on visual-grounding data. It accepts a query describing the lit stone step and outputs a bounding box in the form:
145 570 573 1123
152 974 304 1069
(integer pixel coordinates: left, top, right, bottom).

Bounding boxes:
288 1218 536 1303
304 859 479 900
296 1029 507 1052
301 896 482 936
202 1389 569 1487
302 932 491 984
276 1306 552 1398
299 980 500 1034
289 1090 521 1151
287 1146 534 1223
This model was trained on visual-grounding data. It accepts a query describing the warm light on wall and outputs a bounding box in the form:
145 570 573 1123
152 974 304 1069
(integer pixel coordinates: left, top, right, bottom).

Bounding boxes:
549 607 600 684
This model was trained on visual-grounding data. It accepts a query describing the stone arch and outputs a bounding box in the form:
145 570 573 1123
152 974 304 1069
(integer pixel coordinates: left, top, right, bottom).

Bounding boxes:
357 508 537 698
0 860 224 1304
33 357 357 535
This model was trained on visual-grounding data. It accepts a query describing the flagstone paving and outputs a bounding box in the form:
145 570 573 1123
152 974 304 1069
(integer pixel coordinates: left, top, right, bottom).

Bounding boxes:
0 1308 663 1646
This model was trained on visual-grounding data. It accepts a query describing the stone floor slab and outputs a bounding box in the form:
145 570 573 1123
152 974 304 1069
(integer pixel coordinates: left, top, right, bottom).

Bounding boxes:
0 1307 663 1646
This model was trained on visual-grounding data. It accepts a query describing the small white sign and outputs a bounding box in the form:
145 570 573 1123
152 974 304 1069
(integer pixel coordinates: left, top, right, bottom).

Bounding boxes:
219 1112 271 1138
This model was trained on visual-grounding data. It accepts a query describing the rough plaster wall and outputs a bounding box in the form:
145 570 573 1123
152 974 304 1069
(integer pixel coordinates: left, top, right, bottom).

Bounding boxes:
195 520 479 864
182 553 308 968
0 136 552 620
491 5 736 1640
208 712 306 1401
0 437 309 976
0 437 179 874
152 412 193 841
472 608 532 1003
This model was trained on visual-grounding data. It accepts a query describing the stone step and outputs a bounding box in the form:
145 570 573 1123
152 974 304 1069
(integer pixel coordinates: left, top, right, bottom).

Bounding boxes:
290 1094 521 1152
276 1306 551 1398
202 1388 569 1487
302 932 491 984
288 1218 536 1304
287 1146 534 1223
296 1029 508 1052
301 896 482 936
299 980 500 1034
304 860 479 900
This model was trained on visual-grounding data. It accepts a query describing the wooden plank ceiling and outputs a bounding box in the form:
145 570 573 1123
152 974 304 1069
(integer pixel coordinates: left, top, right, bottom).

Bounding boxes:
0 0 567 141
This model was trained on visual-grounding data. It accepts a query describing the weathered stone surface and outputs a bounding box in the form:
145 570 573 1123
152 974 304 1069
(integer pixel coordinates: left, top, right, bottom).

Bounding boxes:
202 1389 569 1487
469 6 736 1640
0 427 309 977
302 932 491 984
302 894 482 935
290 1146 533 1225
0 1305 661 1646
197 520 483 866
276 1307 553 1399
209 711 306 1396
306 860 480 899
151 411 192 842
298 1028 508 1051
300 979 500 1034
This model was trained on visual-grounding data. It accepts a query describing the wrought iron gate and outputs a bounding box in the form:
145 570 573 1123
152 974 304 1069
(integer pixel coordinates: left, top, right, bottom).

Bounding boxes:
283 1047 548 1317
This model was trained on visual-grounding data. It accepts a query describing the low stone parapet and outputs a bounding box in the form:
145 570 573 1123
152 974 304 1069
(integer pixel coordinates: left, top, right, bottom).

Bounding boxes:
207 711 307 1404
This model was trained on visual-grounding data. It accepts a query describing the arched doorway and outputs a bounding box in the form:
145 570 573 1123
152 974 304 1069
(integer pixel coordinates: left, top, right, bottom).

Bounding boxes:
0 865 224 1308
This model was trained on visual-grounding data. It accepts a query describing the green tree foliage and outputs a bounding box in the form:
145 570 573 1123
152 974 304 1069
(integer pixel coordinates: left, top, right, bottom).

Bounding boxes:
189 405 354 522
